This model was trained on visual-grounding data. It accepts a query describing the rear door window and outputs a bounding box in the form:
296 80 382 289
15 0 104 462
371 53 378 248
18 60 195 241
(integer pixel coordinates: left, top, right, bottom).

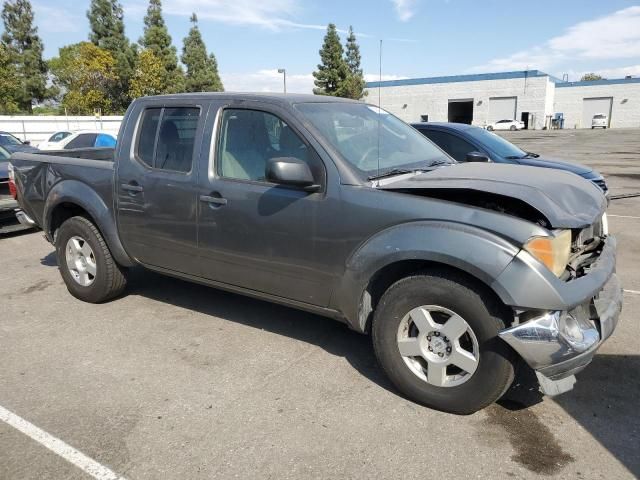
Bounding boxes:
422 130 475 161
135 106 200 173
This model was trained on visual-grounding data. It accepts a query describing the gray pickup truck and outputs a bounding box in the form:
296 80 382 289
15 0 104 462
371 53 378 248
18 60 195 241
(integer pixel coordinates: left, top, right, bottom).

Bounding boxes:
11 93 622 414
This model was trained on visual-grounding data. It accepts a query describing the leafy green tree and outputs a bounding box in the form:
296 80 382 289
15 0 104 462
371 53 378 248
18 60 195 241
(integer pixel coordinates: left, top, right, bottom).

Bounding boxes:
0 43 20 113
49 42 117 115
1 0 48 112
342 26 366 99
140 0 184 93
181 13 223 92
87 0 137 109
129 49 164 98
580 73 604 81
313 23 349 96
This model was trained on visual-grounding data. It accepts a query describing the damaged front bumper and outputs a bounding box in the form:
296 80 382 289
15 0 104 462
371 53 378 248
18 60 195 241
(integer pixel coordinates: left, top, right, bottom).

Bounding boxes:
498 236 623 396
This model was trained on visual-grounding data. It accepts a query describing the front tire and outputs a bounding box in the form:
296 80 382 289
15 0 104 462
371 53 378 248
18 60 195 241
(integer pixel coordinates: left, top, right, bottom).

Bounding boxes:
372 270 515 414
510 125 517 131
55 216 127 303
486 126 493 131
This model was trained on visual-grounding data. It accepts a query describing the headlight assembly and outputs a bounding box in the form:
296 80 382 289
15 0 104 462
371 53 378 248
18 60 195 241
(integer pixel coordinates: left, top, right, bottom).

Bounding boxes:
524 229 572 277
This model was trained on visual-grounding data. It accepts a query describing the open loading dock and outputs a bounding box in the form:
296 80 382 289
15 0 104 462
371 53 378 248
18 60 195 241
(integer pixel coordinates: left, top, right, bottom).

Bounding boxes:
447 99 473 124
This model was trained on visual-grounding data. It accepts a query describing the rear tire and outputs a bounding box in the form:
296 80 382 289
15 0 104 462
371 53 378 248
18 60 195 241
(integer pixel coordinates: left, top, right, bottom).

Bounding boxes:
55 216 127 303
487 126 493 131
510 125 517 131
372 270 516 414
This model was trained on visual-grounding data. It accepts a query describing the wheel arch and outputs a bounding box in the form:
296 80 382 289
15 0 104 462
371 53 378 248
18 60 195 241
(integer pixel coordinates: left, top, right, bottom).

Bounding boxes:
44 180 135 267
333 221 520 332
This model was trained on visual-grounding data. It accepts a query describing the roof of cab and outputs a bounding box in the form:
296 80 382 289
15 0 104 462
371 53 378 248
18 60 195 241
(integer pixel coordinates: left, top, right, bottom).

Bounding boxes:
134 92 361 106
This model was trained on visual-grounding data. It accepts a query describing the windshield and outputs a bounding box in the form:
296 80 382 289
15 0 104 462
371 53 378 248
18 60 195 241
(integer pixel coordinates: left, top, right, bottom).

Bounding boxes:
466 127 526 158
295 102 452 177
0 133 22 146
593 114 605 119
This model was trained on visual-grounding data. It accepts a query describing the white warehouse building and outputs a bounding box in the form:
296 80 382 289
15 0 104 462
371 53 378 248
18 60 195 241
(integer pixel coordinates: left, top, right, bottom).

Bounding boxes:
364 70 640 130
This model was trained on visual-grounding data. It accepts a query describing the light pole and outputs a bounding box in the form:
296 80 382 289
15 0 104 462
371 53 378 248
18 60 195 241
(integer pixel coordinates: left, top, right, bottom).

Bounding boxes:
277 68 287 94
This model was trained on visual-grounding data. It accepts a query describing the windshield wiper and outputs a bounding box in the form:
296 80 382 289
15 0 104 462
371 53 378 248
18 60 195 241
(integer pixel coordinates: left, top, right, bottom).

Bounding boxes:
523 152 539 158
427 159 454 167
368 168 413 180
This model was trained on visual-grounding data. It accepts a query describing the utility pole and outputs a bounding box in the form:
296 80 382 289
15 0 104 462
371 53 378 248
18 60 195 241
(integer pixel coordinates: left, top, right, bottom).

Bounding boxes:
277 68 287 94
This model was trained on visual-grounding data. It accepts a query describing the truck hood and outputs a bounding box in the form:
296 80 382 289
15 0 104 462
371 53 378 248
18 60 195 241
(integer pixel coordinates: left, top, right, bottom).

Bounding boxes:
378 163 606 229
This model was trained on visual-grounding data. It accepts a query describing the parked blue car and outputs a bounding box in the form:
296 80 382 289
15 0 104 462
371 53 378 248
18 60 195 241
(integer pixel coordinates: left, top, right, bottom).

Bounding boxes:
412 122 608 195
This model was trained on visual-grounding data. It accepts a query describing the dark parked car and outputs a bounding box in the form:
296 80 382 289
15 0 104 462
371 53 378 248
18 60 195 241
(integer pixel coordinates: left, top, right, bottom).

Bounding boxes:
11 94 621 414
1 145 34 233
0 131 38 154
412 122 608 195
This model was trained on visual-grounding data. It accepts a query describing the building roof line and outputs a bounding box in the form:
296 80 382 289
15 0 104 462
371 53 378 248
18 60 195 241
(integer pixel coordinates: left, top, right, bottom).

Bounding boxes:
365 70 640 89
365 70 550 88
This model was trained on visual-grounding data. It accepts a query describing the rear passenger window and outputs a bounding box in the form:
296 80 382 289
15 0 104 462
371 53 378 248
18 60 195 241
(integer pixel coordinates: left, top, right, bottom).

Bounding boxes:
135 106 200 172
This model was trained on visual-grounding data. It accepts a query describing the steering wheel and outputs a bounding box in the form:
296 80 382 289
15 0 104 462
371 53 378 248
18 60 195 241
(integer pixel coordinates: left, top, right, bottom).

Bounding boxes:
357 146 379 170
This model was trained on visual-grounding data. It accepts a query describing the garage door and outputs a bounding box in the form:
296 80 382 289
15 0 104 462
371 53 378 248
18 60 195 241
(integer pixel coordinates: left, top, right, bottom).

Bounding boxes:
582 97 612 128
488 97 517 123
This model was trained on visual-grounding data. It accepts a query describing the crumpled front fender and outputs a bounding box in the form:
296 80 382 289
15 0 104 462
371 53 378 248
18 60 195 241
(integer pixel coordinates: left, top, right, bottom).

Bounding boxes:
333 221 521 332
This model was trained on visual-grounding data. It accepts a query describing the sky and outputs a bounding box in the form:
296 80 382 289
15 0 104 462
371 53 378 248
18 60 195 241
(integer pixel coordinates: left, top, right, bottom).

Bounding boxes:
22 0 640 92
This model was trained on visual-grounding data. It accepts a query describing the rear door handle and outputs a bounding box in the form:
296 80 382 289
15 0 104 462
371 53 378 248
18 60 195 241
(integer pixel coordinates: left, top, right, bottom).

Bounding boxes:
200 195 227 206
121 183 143 193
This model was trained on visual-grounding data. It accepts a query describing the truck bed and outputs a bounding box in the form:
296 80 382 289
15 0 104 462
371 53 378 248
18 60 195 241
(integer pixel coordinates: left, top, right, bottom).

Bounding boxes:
10 148 116 231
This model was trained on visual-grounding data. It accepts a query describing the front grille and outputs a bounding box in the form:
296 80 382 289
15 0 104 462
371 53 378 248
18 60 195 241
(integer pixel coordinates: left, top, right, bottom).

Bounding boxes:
593 178 608 193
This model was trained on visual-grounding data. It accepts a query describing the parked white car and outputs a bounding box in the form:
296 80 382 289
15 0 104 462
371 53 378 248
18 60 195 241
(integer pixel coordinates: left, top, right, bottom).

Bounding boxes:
486 119 525 131
591 114 608 129
38 130 117 151
37 130 72 150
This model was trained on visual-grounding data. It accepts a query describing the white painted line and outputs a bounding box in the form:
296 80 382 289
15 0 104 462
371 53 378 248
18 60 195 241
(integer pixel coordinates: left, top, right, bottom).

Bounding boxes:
0 405 127 480
608 214 640 219
624 289 640 295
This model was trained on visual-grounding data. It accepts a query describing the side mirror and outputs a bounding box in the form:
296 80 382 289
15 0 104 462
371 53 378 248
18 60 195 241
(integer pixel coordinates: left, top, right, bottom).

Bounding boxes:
466 151 490 163
23 140 31 145
266 157 319 191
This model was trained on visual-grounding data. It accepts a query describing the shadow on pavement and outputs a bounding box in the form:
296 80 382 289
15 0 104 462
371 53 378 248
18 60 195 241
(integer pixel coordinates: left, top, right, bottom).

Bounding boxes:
124 266 399 396
500 352 640 477
40 250 57 266
554 354 640 478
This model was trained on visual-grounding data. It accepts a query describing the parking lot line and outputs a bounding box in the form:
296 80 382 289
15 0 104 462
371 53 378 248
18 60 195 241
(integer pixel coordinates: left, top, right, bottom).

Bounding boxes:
608 214 640 219
624 289 640 295
0 405 127 480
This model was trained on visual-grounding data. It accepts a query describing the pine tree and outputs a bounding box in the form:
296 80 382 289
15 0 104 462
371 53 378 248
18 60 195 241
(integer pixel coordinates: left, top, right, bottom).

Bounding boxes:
1 0 48 112
181 14 223 93
140 0 184 93
342 26 366 100
87 0 137 110
312 23 349 96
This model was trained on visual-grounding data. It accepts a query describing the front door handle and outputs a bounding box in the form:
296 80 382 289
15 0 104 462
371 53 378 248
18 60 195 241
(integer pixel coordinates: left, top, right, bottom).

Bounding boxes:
121 183 143 193
200 195 227 206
